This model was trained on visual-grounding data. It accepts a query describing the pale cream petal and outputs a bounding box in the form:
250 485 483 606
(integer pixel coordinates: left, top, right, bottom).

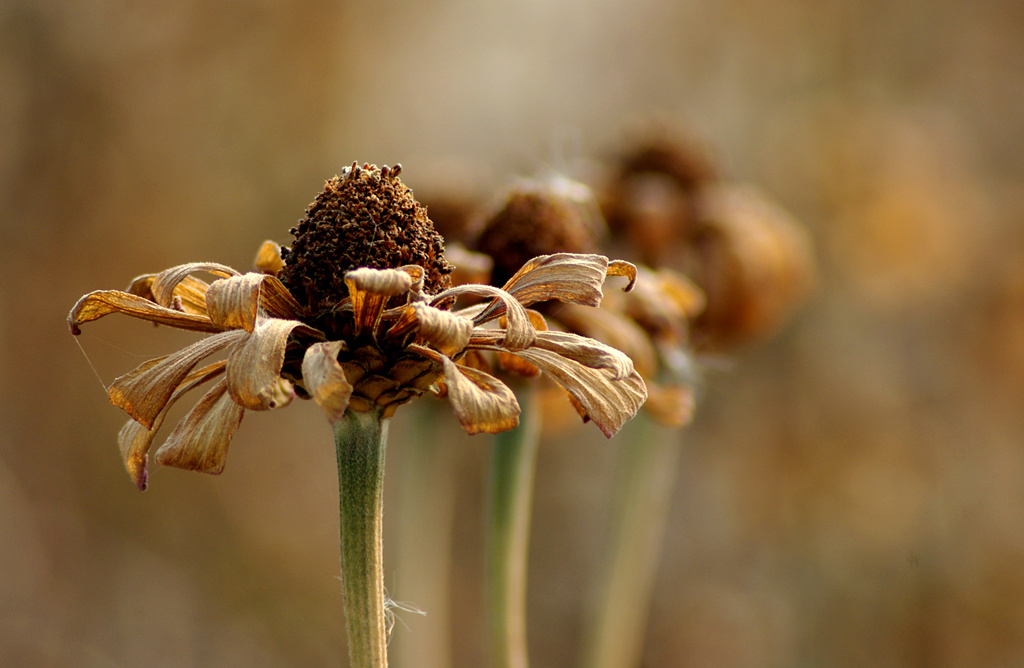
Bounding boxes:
151 262 239 308
528 330 636 380
205 273 304 331
108 330 247 428
411 345 520 434
68 290 222 335
155 378 245 475
345 268 414 337
225 318 311 410
431 284 536 350
500 253 610 308
505 347 647 437
117 362 227 490
301 341 353 423
254 240 285 275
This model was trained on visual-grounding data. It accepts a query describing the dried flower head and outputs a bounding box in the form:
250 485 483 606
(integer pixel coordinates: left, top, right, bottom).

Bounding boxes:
69 163 646 489
473 176 607 288
687 184 816 350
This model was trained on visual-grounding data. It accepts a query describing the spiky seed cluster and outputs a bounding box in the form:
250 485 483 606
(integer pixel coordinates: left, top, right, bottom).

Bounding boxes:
280 163 454 324
474 180 603 288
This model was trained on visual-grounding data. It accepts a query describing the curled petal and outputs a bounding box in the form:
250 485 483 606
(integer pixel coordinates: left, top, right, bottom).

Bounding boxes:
345 268 414 337
505 347 647 437
117 362 227 490
411 345 520 434
414 303 475 357
151 262 239 308
206 273 304 331
226 318 311 410
108 330 247 428
68 290 223 335
431 284 536 351
529 330 636 380
155 378 245 475
301 341 353 423
554 304 659 379
607 260 639 292
126 274 212 315
254 241 285 275
500 253 611 308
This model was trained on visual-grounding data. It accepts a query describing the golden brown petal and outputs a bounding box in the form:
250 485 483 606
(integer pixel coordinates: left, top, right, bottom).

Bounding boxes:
205 273 304 332
150 262 239 308
554 304 659 380
126 273 212 315
528 330 636 380
117 362 227 490
108 330 247 428
345 267 414 337
154 378 245 475
254 240 285 275
411 345 521 434
505 347 647 437
301 341 354 423
68 290 224 335
226 318 310 410
606 260 639 292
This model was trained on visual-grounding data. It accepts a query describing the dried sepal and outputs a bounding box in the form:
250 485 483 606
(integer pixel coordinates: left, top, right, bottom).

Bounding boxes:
301 340 354 423
155 378 245 475
412 345 520 434
108 329 247 428
67 290 224 335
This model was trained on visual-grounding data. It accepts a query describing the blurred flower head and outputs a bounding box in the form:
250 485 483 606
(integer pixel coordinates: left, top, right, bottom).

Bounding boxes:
68 163 647 489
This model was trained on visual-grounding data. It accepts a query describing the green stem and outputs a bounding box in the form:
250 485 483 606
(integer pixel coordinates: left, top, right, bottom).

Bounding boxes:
334 407 391 668
486 385 541 668
580 415 681 668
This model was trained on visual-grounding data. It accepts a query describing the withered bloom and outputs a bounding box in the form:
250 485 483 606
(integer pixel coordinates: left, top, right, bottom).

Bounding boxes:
68 163 646 490
472 174 701 427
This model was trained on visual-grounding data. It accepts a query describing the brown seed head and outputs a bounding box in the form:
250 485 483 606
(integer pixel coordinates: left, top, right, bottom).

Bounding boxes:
279 163 453 319
474 177 605 288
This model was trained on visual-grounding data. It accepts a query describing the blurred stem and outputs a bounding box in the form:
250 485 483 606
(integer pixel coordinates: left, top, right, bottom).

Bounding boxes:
580 415 681 668
334 407 391 668
391 402 457 668
486 384 540 668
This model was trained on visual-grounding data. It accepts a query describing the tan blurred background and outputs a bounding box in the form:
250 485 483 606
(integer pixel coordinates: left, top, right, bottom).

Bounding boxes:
4 0 1024 666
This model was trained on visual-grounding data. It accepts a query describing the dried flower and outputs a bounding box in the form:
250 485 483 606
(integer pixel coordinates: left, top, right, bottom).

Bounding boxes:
68 163 646 489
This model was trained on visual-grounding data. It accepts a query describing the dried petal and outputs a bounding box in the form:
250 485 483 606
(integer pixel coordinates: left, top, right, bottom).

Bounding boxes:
126 274 212 315
68 290 223 335
529 330 636 380
254 240 285 275
345 268 414 337
506 347 647 437
500 253 611 308
150 262 239 308
606 260 639 292
412 303 474 357
226 318 310 410
108 330 247 428
554 304 659 379
117 362 227 490
301 341 354 423
431 284 536 350
155 378 245 475
411 345 520 434
206 273 304 332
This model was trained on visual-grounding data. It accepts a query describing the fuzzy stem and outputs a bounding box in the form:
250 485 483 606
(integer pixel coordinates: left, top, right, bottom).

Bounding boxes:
580 415 681 668
334 407 391 668
486 385 541 668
